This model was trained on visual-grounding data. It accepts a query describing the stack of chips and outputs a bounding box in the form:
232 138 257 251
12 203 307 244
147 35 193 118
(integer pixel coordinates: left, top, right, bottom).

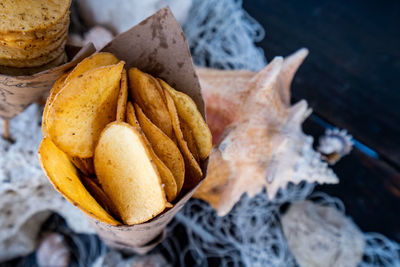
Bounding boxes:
0 0 71 76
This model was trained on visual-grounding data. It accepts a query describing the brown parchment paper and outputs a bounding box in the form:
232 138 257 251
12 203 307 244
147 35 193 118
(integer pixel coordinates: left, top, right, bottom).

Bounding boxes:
0 44 96 120
89 7 208 254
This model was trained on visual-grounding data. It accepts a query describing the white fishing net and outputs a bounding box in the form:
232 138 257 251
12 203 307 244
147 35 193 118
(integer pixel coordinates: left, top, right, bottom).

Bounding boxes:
157 192 400 267
0 104 94 262
183 0 266 71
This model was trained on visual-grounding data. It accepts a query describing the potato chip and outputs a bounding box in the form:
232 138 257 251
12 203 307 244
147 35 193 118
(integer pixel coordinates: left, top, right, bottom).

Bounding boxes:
127 103 177 201
0 41 66 67
134 103 185 194
0 51 67 76
164 89 203 190
0 0 71 34
94 122 167 225
128 68 174 139
42 71 69 136
0 31 67 59
38 137 120 225
80 175 120 221
63 52 119 86
126 101 140 129
127 102 177 201
116 69 128 121
70 157 95 177
47 62 124 158
147 146 177 202
128 103 178 201
180 118 200 163
159 79 212 160
0 0 70 71
0 16 69 44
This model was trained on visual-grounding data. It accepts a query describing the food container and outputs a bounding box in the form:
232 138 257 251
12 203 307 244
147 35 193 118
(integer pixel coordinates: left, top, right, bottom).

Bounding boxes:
86 7 207 254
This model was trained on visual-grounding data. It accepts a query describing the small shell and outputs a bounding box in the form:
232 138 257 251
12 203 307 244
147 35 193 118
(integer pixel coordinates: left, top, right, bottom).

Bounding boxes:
318 128 353 164
281 200 365 267
36 233 70 267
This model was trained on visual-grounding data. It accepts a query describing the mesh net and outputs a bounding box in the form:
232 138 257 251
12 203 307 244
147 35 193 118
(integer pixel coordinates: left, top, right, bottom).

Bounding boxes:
184 0 266 71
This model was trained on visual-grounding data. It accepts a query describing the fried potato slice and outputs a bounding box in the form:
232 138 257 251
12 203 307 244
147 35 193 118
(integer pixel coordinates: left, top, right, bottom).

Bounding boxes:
180 119 200 163
63 52 120 86
126 101 140 129
0 12 69 44
126 102 177 201
164 89 203 191
116 69 128 121
159 79 212 160
128 68 174 139
42 71 69 137
80 175 121 221
132 103 181 198
151 153 177 202
38 137 120 225
47 62 124 158
94 122 167 225
0 0 71 34
70 157 95 177
0 51 67 76
0 31 68 59
134 103 185 194
0 41 66 67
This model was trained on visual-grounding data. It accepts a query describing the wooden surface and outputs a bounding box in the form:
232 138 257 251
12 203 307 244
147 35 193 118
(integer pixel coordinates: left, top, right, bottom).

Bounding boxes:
243 0 400 241
244 0 400 166
305 116 400 241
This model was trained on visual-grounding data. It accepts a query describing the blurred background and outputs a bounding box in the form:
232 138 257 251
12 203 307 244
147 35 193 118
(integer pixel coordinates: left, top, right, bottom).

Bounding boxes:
243 0 400 241
244 0 400 241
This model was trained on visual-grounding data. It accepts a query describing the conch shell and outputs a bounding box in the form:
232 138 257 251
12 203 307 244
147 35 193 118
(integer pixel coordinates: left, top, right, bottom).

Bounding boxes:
195 48 338 216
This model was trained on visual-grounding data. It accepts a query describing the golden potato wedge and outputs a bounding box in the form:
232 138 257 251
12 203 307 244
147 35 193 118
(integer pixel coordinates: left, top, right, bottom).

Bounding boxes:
127 103 178 201
80 175 121 221
159 79 212 160
134 103 185 194
42 71 69 136
164 89 203 190
116 69 128 121
94 122 167 225
46 62 124 158
63 52 120 86
128 68 174 139
70 157 94 177
38 137 120 225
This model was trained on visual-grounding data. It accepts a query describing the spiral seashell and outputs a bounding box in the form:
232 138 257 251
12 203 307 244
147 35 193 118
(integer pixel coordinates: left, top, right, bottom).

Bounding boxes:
318 128 353 164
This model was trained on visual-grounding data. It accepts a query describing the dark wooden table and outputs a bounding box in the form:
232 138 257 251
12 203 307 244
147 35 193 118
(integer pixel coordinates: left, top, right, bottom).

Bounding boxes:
243 0 400 242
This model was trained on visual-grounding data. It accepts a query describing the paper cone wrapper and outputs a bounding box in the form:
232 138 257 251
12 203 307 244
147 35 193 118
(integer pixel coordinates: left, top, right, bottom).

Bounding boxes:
0 44 96 120
89 7 207 254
